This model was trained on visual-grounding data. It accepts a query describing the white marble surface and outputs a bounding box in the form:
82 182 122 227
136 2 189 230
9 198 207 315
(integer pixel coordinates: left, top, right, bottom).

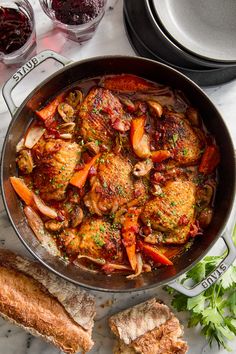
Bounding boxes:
0 1 236 353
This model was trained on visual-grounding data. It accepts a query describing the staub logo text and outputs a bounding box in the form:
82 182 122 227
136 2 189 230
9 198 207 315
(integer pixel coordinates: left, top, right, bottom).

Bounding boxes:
13 57 39 82
201 263 227 289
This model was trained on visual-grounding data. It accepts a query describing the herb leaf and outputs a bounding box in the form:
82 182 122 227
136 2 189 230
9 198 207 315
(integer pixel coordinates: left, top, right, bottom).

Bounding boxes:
165 224 236 351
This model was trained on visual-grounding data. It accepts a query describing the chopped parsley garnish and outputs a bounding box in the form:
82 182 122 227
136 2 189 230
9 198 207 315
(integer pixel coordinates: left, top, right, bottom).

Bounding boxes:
159 193 165 198
172 133 179 144
92 108 99 114
92 233 105 247
116 185 126 196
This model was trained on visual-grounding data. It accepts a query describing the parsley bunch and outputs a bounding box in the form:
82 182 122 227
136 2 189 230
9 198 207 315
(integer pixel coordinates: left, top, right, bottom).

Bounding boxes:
165 225 236 351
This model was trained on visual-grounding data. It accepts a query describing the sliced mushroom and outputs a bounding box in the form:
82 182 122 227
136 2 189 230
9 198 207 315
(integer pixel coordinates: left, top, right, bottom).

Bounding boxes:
70 206 84 228
66 90 83 109
197 182 215 208
44 220 66 232
58 102 75 122
186 107 200 126
133 159 153 177
16 149 34 174
198 207 213 228
59 122 76 133
84 141 100 155
147 100 163 118
150 184 163 196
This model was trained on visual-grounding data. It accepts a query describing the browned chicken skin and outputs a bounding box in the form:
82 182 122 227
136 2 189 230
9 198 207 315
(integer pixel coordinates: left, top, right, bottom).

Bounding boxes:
79 87 127 147
156 112 202 166
84 153 134 215
60 218 123 262
141 180 196 244
32 138 80 201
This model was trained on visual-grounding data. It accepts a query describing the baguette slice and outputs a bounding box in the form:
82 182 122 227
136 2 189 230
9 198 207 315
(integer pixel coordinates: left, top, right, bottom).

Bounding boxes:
0 249 95 354
109 298 188 354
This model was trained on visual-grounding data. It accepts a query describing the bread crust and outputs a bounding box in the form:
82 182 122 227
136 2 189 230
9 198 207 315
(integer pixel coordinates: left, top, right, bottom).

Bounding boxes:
109 298 172 345
109 298 188 354
132 317 188 354
0 249 95 353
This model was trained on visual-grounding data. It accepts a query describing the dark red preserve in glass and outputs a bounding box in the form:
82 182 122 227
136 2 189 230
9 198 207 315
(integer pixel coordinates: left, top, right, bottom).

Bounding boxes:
0 6 32 54
51 0 105 25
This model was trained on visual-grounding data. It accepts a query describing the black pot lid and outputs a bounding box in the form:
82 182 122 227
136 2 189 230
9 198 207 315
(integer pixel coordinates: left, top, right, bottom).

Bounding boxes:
123 10 236 87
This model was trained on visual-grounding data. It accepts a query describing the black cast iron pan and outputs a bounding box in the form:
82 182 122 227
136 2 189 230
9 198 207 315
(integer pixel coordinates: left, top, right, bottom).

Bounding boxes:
123 10 236 87
1 50 236 295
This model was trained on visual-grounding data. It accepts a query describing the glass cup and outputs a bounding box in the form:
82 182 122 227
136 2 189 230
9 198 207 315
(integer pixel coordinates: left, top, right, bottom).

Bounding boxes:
39 0 107 43
0 0 36 65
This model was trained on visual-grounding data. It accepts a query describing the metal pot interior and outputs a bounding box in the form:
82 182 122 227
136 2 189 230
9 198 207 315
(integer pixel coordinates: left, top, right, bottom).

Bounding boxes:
1 56 235 291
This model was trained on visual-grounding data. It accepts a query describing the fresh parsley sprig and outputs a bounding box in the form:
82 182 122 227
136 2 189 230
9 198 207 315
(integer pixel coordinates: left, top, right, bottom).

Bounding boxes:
165 225 236 351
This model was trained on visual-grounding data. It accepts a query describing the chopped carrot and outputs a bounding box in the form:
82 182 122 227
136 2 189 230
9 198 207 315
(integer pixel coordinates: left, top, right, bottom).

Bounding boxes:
36 92 65 123
70 154 101 188
156 244 183 260
126 243 137 271
102 74 155 92
122 208 141 271
138 241 173 266
199 145 220 174
130 116 146 149
151 150 171 163
130 116 151 158
10 177 34 206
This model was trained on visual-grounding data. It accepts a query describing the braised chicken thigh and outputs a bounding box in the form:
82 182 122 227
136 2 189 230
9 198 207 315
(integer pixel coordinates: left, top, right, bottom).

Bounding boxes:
32 138 80 201
79 87 129 147
141 180 196 244
84 153 134 215
156 111 202 166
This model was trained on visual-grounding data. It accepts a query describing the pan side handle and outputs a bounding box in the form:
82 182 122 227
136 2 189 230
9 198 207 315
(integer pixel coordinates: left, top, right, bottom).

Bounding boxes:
168 229 236 297
2 50 71 116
